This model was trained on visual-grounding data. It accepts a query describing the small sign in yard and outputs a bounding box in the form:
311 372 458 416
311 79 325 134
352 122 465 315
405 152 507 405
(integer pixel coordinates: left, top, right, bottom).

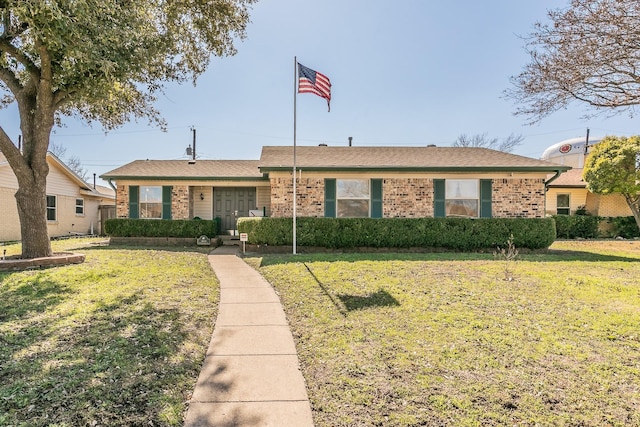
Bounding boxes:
239 233 248 242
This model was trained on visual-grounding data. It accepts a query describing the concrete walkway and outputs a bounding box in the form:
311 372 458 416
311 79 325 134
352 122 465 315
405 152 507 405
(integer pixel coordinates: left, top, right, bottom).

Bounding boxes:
184 245 314 427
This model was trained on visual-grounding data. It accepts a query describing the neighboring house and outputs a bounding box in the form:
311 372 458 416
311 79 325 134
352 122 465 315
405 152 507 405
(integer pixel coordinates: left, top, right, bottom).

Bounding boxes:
0 151 116 242
545 168 632 217
101 146 569 234
542 138 632 217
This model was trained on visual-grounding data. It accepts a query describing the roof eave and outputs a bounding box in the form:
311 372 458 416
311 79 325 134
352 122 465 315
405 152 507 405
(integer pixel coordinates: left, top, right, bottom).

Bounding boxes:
99 175 269 181
258 166 572 173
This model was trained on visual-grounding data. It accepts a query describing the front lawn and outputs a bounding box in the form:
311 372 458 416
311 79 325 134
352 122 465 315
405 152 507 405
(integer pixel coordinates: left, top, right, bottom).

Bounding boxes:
0 238 218 426
250 240 640 426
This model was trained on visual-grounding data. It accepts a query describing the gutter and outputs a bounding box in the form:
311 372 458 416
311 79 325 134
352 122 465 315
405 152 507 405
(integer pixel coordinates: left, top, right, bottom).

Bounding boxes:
544 169 564 192
106 178 117 191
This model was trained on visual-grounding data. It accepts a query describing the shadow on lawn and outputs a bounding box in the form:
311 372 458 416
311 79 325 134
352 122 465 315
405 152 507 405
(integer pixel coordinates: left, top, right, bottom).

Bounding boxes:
0 287 203 426
303 263 400 315
0 273 73 322
338 289 400 311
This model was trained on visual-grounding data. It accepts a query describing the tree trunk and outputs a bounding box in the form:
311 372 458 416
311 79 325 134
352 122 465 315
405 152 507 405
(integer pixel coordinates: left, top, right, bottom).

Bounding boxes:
625 195 640 233
15 173 52 259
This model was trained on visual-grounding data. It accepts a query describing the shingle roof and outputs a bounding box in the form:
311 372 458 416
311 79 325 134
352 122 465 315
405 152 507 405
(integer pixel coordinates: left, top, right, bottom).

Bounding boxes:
101 160 264 179
547 168 586 187
258 146 570 171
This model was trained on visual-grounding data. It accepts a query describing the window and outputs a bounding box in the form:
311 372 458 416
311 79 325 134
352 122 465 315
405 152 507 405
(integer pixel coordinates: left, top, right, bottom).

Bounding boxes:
140 186 163 219
435 179 491 218
46 195 57 221
556 194 570 215
337 179 370 217
324 179 382 218
75 198 84 215
445 179 479 217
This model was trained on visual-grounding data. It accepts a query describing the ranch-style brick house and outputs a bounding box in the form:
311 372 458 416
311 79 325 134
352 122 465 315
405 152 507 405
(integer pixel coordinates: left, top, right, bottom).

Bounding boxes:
101 145 570 234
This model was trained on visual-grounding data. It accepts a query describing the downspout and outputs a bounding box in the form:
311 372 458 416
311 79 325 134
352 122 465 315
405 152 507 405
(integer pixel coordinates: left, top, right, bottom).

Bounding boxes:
107 178 117 192
544 169 563 193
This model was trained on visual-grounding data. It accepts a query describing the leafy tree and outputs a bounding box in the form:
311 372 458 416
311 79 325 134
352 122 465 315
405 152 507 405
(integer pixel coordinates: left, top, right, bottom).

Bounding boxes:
506 0 640 124
452 133 523 153
583 136 640 231
0 0 254 258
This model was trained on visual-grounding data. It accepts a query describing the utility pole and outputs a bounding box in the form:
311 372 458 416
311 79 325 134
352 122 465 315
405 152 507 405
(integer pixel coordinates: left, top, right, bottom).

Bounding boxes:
191 127 196 161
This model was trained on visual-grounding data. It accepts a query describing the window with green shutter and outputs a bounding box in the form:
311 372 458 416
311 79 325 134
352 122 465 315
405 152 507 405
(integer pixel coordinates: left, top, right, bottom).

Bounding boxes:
371 179 383 218
129 186 139 219
324 179 336 217
480 179 492 218
162 186 172 219
434 179 492 218
434 179 445 217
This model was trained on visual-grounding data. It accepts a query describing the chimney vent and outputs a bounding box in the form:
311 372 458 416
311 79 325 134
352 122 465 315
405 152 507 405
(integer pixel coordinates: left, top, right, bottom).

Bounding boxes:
348 136 353 146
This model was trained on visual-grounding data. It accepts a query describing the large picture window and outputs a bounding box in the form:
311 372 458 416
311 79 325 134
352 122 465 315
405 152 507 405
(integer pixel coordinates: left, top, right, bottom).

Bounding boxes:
140 186 163 219
337 179 370 217
445 179 479 217
556 194 570 215
46 195 57 221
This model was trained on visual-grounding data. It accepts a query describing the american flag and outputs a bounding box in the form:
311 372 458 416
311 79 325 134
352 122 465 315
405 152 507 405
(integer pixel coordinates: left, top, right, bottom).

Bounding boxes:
298 63 331 111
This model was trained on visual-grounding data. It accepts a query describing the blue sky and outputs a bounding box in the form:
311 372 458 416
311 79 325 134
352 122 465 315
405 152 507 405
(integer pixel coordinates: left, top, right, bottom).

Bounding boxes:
1 0 639 184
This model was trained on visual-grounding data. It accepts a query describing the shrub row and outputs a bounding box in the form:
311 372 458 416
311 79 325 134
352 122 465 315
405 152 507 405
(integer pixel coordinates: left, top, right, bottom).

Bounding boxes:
552 215 640 239
105 218 219 238
237 217 556 250
552 215 600 239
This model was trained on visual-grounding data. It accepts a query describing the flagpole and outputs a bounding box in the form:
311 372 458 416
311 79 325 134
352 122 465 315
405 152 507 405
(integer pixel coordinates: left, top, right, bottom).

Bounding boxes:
293 56 297 255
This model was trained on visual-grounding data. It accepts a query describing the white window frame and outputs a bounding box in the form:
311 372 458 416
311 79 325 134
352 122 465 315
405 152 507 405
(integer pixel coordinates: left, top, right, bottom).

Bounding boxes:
140 186 163 219
556 193 570 215
445 179 479 218
75 198 85 216
46 195 57 222
336 179 370 218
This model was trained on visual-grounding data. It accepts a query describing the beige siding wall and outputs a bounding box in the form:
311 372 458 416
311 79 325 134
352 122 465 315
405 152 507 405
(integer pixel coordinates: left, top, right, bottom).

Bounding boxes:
586 193 633 217
545 188 589 216
0 186 20 241
46 194 102 238
1 159 110 242
256 186 271 216
193 186 213 219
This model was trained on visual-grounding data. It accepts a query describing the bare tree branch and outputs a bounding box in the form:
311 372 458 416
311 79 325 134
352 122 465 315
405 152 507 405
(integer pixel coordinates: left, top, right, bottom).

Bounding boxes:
506 0 640 124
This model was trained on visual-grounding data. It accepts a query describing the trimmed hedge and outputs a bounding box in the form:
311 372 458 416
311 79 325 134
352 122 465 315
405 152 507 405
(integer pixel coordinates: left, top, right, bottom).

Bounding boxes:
552 215 600 239
105 218 219 238
237 217 556 250
606 216 640 239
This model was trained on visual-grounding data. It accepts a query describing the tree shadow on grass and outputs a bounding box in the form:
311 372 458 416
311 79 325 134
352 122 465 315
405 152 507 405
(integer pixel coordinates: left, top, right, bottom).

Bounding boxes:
0 289 209 426
0 272 73 322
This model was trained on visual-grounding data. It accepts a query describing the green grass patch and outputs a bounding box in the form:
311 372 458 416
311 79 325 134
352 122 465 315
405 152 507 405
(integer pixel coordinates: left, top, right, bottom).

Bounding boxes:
0 238 218 426
250 240 640 426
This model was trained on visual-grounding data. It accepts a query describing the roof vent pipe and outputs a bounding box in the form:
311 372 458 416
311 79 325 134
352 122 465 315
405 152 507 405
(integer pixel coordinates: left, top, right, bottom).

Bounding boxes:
348 136 352 146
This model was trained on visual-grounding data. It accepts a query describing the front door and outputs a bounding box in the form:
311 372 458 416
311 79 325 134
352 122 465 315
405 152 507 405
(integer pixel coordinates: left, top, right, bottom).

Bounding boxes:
214 187 256 234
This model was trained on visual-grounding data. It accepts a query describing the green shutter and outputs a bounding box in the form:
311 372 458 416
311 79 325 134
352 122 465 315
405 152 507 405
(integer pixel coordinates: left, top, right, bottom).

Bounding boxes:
324 179 336 218
129 186 139 219
434 179 445 217
480 179 492 218
162 186 172 219
371 179 383 218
